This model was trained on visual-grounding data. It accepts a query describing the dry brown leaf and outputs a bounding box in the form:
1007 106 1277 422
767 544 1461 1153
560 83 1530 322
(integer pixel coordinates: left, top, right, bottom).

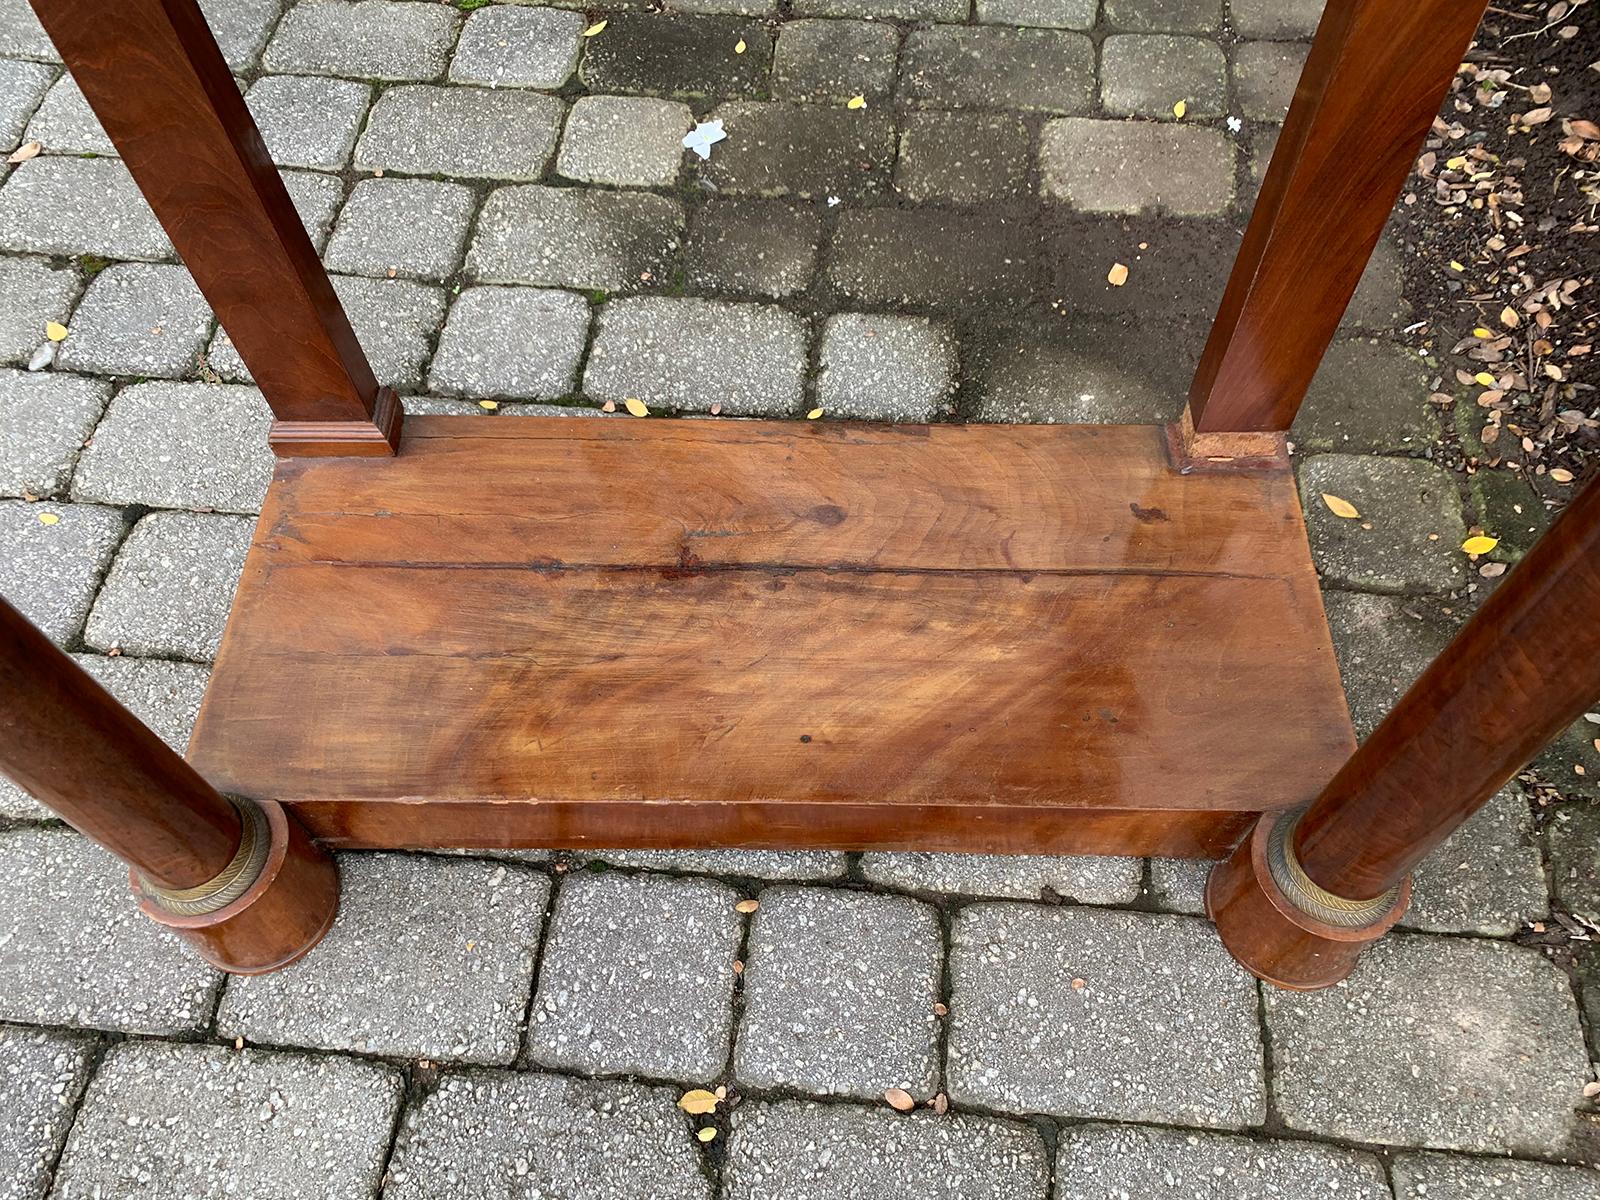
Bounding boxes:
734 898 759 914
6 140 40 163
1106 262 1129 287
884 1088 916 1112
1499 306 1520 327
933 1093 949 1114
1520 106 1554 127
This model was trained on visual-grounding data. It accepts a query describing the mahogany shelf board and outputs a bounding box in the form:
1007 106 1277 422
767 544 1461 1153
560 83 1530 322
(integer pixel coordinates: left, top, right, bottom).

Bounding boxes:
186 416 1356 858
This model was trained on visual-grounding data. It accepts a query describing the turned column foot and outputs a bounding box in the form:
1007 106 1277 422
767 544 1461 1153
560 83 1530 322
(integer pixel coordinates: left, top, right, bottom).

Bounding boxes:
132 798 339 974
1207 809 1410 991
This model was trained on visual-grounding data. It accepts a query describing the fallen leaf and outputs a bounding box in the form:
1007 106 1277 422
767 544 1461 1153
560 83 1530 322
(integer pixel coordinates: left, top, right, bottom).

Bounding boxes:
734 898 759 914
696 1127 718 1143
884 1088 915 1112
846 94 866 110
1550 467 1574 482
624 397 649 418
1462 534 1500 555
1473 371 1496 386
1499 306 1520 328
1520 106 1554 127
807 407 824 419
1321 493 1360 519
1473 327 1493 338
709 402 722 415
1450 260 1466 272
600 399 616 413
1480 561 1507 578
45 321 67 342
37 512 59 525
678 1089 720 1115
932 1001 948 1016
933 1093 949 1114
478 400 498 411
734 38 746 54
1446 155 1469 170
1173 99 1187 119
582 20 607 36
1529 82 1552 104
1106 262 1129 286
6 140 40 163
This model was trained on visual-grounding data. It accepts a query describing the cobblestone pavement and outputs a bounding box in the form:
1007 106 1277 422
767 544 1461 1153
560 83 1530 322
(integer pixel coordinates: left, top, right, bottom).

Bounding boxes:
1 1 1599 1197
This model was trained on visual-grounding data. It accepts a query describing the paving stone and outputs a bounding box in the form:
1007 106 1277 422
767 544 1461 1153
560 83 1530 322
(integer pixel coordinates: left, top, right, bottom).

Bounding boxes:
826 206 1044 311
684 199 820 299
579 13 773 100
1246 122 1279 204
325 176 477 281
356 84 562 180
470 185 684 292
948 903 1264 1127
735 887 942 1101
1268 934 1590 1155
1231 0 1326 39
0 1025 96 1200
212 275 445 390
84 511 252 661
0 157 171 260
1469 467 1550 562
0 826 218 1033
386 1070 712 1200
977 0 1098 28
1056 1123 1390 1198
1297 454 1468 593
674 0 777 13
1393 1152 1600 1200
1400 787 1547 936
725 1099 1050 1200
1293 340 1441 453
219 853 549 1064
1550 802 1600 922
0 57 52 145
584 296 807 416
1042 214 1238 330
55 262 212 379
791 0 968 22
1144 857 1210 914
1234 39 1309 122
557 95 692 187
0 0 58 61
816 313 957 421
499 400 612 418
1322 590 1458 737
861 851 1144 904
972 317 1190 423
428 286 589 400
900 27 1094 114
0 369 107 497
449 4 584 89
246 73 371 171
282 169 347 252
263 0 459 81
198 0 285 70
1101 35 1228 119
22 74 110 155
1538 719 1600 796
1104 0 1222 31
702 100 896 202
0 255 78 368
895 111 1032 204
772 18 901 103
1343 235 1412 329
0 498 125 645
576 848 849 879
71 382 273 514
526 870 741 1080
53 1041 402 1200
1041 118 1235 214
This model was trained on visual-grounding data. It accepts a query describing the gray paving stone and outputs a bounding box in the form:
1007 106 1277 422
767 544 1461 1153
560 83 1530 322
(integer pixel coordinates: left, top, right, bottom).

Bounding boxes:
557 95 692 187
948 903 1264 1127
1144 857 1210 914
576 848 849 879
55 262 212 379
325 176 477 281
684 199 820 299
1297 454 1468 593
84 510 252 661
0 369 107 497
1247 122 1279 204
973 318 1189 423
1269 934 1591 1155
449 4 584 89
428 285 589 401
198 0 286 70
0 57 52 145
0 256 77 368
219 853 549 1064
281 169 347 252
470 185 684 292
1231 0 1326 39
735 887 942 1101
1056 1122 1390 1199
1294 340 1441 454
0 498 125 645
702 100 896 202
579 13 772 100
1104 0 1222 31
526 870 741 1080
977 0 1098 27
356 84 562 180
826 206 1044 311
1392 1150 1600 1199
499 400 611 418
816 312 957 421
1540 720 1600 796
0 0 58 61
1234 39 1309 122
386 1069 712 1200
900 27 1094 114
725 1100 1050 1200
0 1025 95 1200
1469 468 1550 563
1401 787 1547 936
674 0 777 13
0 826 219 1034
772 18 901 103
71 381 273 514
53 1041 402 1200
584 296 807 416
246 73 371 171
1550 802 1600 922
0 158 171 260
895 111 1032 204
1041 214 1237 332
1102 34 1227 119
1041 118 1235 214
263 0 459 81
862 851 1144 904
792 0 967 20
1322 590 1458 739
22 75 110 155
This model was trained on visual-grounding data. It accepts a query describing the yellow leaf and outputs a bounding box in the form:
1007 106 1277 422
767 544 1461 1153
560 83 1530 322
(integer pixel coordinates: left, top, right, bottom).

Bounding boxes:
1449 260 1465 272
696 1127 718 1143
735 898 759 914
734 38 746 54
37 512 59 525
1549 467 1574 483
1320 493 1360 519
807 407 823 420
478 400 499 411
1473 371 1496 386
678 1090 720 1115
1172 99 1187 119
583 20 607 36
1472 327 1492 338
847 94 866 110
45 321 67 342
624 397 649 418
1446 155 1468 170
1106 262 1129 287
1462 534 1499 555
